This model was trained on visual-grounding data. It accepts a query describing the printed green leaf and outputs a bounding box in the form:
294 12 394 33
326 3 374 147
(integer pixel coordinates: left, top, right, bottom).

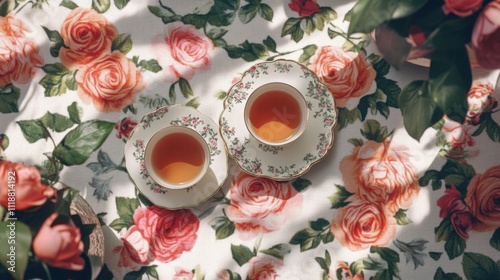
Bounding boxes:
86 149 120 176
262 36 277 53
259 244 291 260
39 112 74 132
239 2 258 23
490 228 500 251
258 3 273 21
376 77 401 108
53 120 115 165
315 250 332 272
393 239 427 269
42 26 65 57
445 231 466 260
360 119 391 142
462 252 500 280
39 63 75 97
124 265 158 280
92 0 110 13
440 160 475 192
290 219 333 252
348 138 364 147
329 185 353 209
419 169 441 189
207 27 228 39
109 197 140 232
429 252 443 261
399 80 444 140
0 134 9 151
434 267 463 280
231 244 256 266
348 0 398 35
292 177 311 192
179 78 194 98
394 209 412 225
0 0 15 17
298 44 318 64
0 221 31 280
112 33 133 54
282 18 304 42
68 102 83 124
484 114 500 142
17 120 49 143
370 246 401 279
60 0 79 9
373 58 391 77
138 59 163 73
337 107 361 130
0 84 20 113
114 0 130 10
209 216 235 240
206 0 239 27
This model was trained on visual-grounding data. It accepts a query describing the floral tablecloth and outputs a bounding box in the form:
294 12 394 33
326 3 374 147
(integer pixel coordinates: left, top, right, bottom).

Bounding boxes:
1 0 499 279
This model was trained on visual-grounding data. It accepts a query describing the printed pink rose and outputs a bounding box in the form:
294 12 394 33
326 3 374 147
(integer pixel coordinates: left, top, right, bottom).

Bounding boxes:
0 36 44 86
442 119 476 152
331 261 364 280
115 117 138 139
33 213 85 270
466 81 495 125
247 256 283 280
216 269 231 280
59 7 118 70
145 206 200 263
464 165 500 231
288 0 321 17
75 51 145 112
225 171 303 240
443 0 483 17
340 139 420 213
471 0 500 69
152 22 214 82
113 226 154 270
308 46 376 108
0 160 55 210
330 196 397 251
437 186 473 239
173 267 194 280
0 14 30 37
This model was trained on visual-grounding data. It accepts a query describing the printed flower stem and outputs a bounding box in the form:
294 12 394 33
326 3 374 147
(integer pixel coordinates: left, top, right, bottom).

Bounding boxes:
329 23 362 51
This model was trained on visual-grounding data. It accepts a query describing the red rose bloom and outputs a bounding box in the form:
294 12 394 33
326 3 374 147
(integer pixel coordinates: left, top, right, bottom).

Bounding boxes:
288 0 321 17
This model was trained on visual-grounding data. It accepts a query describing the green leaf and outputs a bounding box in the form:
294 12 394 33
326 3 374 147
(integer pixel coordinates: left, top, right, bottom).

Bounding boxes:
60 0 79 9
209 216 235 240
17 120 49 143
399 80 444 140
92 0 110 13
444 231 466 260
207 27 228 40
258 3 273 21
239 2 258 23
310 218 330 231
485 114 500 142
360 119 390 142
0 221 31 280
441 160 475 192
68 102 83 124
0 84 20 113
394 209 412 225
109 197 140 232
429 252 443 261
298 44 318 64
490 228 500 251
231 244 256 266
348 0 398 35
39 63 74 97
337 107 361 129
260 244 291 260
292 177 311 192
114 0 130 10
138 59 163 73
429 48 471 123
462 252 500 280
392 0 430 18
112 33 133 54
289 228 322 252
0 0 15 17
206 0 240 27
329 185 353 209
262 36 277 53
377 77 401 108
185 97 200 109
179 78 194 98
53 120 114 165
434 267 463 280
424 16 476 50
39 112 74 132
282 18 304 42
348 138 364 147
0 134 9 151
42 26 65 57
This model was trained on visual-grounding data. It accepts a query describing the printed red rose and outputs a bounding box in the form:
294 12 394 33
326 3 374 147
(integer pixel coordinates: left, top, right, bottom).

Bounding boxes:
288 0 321 17
33 213 85 270
443 0 483 17
113 225 154 271
464 165 500 231
225 171 303 240
471 0 500 69
0 34 44 86
75 51 145 112
152 22 214 82
308 46 376 108
59 7 118 70
115 117 138 139
340 139 420 213
330 196 397 251
0 160 55 210
437 186 473 239
466 81 495 125
247 255 283 280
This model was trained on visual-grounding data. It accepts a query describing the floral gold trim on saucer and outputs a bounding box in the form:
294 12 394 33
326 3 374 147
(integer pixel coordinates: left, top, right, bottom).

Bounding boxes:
124 105 228 209
219 59 337 181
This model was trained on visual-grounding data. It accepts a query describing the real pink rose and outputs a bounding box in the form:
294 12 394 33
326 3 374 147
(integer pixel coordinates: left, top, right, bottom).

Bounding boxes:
113 225 154 270
0 160 55 210
471 0 500 69
308 46 376 108
225 171 303 240
288 0 321 17
32 213 85 270
59 7 118 70
75 51 145 112
152 22 214 82
464 165 500 231
247 255 284 280
339 139 420 214
443 0 483 17
330 196 397 251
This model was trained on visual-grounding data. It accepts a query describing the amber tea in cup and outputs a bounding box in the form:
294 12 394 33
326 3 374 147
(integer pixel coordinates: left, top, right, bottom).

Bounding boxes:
244 82 308 146
145 126 209 189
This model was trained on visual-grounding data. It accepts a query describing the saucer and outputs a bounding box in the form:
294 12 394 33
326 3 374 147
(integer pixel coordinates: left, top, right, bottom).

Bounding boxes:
124 105 228 209
219 59 337 181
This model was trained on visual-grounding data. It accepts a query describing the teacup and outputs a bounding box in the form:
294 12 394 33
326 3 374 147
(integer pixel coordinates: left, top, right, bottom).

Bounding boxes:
244 82 308 146
144 126 210 189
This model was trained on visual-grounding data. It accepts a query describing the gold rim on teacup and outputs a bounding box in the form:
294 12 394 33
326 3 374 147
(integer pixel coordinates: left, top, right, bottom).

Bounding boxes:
244 82 309 146
144 126 210 190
